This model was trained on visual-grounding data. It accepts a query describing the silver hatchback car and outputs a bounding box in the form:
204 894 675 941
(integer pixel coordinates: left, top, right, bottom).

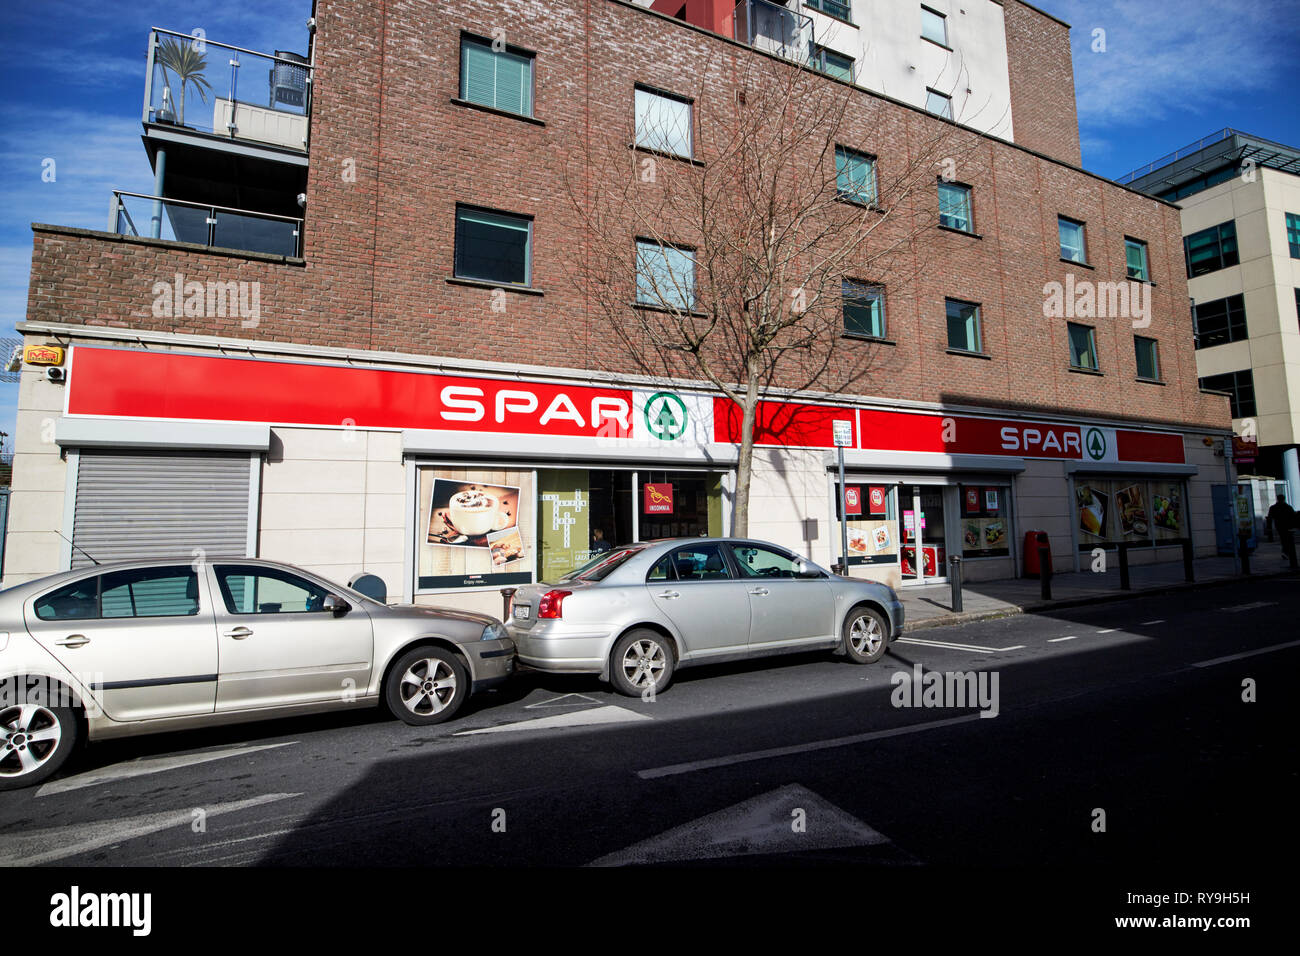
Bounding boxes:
0 558 514 790
508 538 903 696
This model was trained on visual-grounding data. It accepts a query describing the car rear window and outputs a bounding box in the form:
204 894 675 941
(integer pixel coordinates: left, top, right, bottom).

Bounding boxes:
555 546 644 584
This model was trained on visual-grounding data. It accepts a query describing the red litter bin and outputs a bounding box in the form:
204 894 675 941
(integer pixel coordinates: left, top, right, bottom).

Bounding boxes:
1023 530 1051 578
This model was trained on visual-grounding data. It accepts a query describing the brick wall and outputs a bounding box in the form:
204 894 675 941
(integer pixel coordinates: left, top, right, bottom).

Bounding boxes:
23 0 1228 432
1002 0 1082 166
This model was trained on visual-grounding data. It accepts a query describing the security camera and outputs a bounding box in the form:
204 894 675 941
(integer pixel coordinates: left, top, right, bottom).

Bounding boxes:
306 16 317 30
297 193 307 207
45 366 66 383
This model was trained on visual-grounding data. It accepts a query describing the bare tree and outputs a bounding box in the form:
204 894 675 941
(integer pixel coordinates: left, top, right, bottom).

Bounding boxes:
565 50 977 538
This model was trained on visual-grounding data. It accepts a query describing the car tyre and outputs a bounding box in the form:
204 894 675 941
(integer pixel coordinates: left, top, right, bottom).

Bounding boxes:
386 646 469 726
0 693 80 791
610 629 675 697
842 606 889 664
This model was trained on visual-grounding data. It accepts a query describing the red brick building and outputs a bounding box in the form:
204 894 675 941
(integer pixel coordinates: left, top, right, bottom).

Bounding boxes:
9 0 1232 610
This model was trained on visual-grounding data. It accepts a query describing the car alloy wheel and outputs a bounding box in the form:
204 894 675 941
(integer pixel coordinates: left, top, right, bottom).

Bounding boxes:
610 628 675 697
843 607 888 664
622 638 666 689
386 646 469 726
0 703 73 789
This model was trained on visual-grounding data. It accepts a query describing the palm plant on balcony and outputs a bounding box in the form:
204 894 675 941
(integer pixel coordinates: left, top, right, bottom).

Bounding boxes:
156 36 212 127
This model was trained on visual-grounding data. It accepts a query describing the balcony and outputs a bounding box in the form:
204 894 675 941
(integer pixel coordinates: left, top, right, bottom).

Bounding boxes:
110 190 303 258
734 0 814 65
143 28 312 153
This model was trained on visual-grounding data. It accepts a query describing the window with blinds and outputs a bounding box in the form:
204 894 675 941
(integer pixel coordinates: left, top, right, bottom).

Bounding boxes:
459 34 534 117
70 450 253 568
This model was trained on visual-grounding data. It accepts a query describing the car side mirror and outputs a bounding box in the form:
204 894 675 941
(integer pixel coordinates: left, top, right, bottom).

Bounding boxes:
322 594 351 617
794 560 821 579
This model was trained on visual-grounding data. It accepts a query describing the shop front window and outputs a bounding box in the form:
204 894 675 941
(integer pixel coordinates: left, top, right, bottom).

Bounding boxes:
836 483 898 566
417 467 535 590
1077 478 1186 550
636 471 724 541
959 485 1010 557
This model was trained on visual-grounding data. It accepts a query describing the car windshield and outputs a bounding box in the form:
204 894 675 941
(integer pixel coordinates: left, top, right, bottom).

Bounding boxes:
553 546 644 584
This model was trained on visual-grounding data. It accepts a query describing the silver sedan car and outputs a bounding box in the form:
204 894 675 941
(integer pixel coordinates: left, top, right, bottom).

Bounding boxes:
508 538 903 696
0 558 514 790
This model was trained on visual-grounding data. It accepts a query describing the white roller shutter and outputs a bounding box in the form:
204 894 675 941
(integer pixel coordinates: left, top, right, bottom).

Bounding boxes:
71 450 254 568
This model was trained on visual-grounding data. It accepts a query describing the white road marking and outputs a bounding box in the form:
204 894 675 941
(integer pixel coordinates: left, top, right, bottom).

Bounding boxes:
1139 619 1166 625
589 784 891 866
1191 639 1300 668
455 704 652 735
524 693 602 709
1048 636 1078 643
638 713 984 779
37 742 298 798
896 637 1025 653
1222 601 1278 613
1096 629 1119 634
0 793 300 866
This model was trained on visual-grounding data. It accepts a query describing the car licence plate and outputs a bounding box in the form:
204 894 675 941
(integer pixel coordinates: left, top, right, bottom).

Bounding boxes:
515 605 531 620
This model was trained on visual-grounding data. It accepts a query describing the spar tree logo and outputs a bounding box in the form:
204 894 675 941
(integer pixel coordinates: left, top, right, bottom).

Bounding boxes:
1085 428 1107 461
645 392 688 441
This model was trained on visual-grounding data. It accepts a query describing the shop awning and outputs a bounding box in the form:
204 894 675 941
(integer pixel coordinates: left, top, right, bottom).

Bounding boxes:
402 429 740 466
825 450 1027 475
55 417 271 452
1065 461 1197 477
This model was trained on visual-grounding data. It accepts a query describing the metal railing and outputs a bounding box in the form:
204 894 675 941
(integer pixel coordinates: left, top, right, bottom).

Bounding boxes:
143 28 312 151
734 0 815 65
110 190 303 258
805 0 852 22
1115 128 1236 184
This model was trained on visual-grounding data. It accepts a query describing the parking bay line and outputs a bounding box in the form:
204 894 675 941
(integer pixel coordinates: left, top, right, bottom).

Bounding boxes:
894 637 1026 653
1191 639 1300 668
1047 635 1078 643
637 714 984 780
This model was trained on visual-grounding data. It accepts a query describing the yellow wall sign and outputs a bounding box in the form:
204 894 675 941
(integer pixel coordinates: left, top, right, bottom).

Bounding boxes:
23 345 64 366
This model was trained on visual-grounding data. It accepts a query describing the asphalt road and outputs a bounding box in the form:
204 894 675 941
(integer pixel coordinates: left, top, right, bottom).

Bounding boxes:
1 575 1295 873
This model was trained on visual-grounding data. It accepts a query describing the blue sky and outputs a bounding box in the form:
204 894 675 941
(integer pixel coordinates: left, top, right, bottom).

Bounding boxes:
1 0 1298 450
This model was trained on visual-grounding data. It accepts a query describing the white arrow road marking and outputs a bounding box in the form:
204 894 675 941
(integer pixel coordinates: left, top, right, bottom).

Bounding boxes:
589 783 892 866
0 793 301 866
455 704 652 736
36 742 298 798
896 637 1026 653
1222 601 1278 613
639 713 984 779
524 693 602 709
1192 639 1300 668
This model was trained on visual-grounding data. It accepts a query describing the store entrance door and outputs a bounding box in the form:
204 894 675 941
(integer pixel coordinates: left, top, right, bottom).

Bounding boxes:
900 484 948 585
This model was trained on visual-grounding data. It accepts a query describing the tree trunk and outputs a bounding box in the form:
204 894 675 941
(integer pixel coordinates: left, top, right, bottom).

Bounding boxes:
732 364 761 538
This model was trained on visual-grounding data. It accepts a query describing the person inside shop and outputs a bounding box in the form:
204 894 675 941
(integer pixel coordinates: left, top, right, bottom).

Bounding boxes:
590 527 612 555
1264 493 1297 569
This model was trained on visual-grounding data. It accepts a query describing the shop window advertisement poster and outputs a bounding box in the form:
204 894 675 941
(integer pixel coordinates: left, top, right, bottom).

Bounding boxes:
964 488 980 514
844 486 862 516
418 468 534 590
1077 484 1109 541
868 485 887 516
644 482 674 514
984 489 999 512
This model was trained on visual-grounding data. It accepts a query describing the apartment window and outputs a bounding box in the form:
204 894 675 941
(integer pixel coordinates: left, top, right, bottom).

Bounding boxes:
843 281 885 338
634 86 693 160
459 35 534 117
454 206 532 286
835 146 877 206
1134 336 1160 381
921 6 948 45
1192 294 1247 349
1183 221 1238 277
814 46 855 82
635 239 696 311
1199 370 1256 418
806 0 853 22
1059 217 1087 264
925 88 953 119
1125 238 1149 281
945 298 982 352
1287 212 1300 258
1068 322 1098 370
938 181 973 232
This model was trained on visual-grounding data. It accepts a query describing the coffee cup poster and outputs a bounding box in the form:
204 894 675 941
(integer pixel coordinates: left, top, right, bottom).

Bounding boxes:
417 468 535 589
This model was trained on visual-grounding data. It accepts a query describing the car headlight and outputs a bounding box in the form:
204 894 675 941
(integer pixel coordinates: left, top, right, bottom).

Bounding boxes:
480 622 508 642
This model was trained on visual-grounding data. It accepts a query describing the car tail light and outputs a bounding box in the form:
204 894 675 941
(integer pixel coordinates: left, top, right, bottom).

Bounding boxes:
537 589 572 619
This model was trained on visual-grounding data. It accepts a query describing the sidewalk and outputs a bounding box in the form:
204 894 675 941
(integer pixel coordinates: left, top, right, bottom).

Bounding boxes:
898 554 1295 632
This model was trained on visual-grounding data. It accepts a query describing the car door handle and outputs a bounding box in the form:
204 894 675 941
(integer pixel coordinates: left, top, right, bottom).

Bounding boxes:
749 587 770 596
657 590 681 599
55 634 90 648
224 627 254 640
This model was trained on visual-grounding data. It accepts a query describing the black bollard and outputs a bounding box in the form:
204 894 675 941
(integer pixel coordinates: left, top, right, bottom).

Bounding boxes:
1118 541 1131 590
1038 544 1052 600
949 555 963 613
1238 533 1251 576
500 586 518 621
1182 539 1194 582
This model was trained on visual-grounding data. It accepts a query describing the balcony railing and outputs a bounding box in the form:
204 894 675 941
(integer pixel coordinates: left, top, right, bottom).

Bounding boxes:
110 190 303 258
143 28 312 152
734 0 814 65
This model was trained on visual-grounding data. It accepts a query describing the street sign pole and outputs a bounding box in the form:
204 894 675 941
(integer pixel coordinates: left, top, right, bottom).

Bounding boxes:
833 420 853 575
